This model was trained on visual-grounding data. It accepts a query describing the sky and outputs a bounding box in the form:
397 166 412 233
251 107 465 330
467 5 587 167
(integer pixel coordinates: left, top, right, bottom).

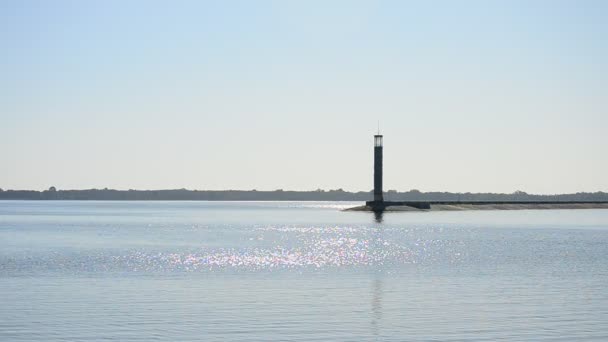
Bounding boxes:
1 0 607 194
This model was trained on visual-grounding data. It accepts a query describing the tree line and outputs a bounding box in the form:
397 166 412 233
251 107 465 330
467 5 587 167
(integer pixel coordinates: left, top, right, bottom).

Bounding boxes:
1 187 607 201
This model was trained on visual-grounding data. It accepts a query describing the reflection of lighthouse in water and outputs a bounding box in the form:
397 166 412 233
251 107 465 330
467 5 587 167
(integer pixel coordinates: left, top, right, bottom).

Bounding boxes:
370 277 383 337
370 225 384 338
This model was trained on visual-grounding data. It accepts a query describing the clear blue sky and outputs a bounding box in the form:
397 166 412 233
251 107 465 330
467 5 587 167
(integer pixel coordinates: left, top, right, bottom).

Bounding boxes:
1 0 607 193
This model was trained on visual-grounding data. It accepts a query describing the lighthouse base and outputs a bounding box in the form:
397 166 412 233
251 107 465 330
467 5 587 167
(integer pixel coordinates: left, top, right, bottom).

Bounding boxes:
365 201 431 211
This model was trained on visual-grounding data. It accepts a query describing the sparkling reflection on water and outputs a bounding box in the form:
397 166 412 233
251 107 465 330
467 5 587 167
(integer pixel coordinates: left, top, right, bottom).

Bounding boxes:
1 201 608 341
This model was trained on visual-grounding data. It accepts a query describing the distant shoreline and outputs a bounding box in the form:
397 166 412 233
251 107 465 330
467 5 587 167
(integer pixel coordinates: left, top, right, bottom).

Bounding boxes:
0 188 607 202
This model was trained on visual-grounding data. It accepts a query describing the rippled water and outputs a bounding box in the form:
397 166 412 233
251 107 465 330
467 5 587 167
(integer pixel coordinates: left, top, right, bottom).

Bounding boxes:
1 201 608 341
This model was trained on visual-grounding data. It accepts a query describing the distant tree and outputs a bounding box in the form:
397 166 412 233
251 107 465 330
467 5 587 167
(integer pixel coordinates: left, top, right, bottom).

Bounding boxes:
43 186 58 200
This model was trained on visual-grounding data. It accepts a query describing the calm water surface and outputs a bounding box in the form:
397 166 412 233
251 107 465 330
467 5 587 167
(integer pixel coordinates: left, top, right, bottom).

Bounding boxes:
1 201 608 341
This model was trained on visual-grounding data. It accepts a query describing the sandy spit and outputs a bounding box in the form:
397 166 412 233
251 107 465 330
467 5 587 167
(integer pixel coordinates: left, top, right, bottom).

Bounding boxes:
344 203 608 212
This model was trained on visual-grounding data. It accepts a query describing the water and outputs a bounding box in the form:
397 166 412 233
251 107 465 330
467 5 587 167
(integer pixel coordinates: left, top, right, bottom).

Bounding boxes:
1 201 608 341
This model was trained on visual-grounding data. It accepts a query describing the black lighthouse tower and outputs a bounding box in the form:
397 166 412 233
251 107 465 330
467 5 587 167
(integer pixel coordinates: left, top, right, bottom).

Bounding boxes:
365 132 431 211
373 134 384 204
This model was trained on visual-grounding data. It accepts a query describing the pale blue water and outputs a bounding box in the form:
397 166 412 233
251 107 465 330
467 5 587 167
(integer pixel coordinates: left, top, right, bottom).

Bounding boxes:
1 201 608 341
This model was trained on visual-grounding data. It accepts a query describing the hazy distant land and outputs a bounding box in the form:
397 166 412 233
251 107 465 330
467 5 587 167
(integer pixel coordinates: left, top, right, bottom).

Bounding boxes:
1 187 607 202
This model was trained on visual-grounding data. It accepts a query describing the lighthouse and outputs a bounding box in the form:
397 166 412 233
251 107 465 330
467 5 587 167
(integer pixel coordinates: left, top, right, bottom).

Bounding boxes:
373 134 383 203
363 132 431 211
